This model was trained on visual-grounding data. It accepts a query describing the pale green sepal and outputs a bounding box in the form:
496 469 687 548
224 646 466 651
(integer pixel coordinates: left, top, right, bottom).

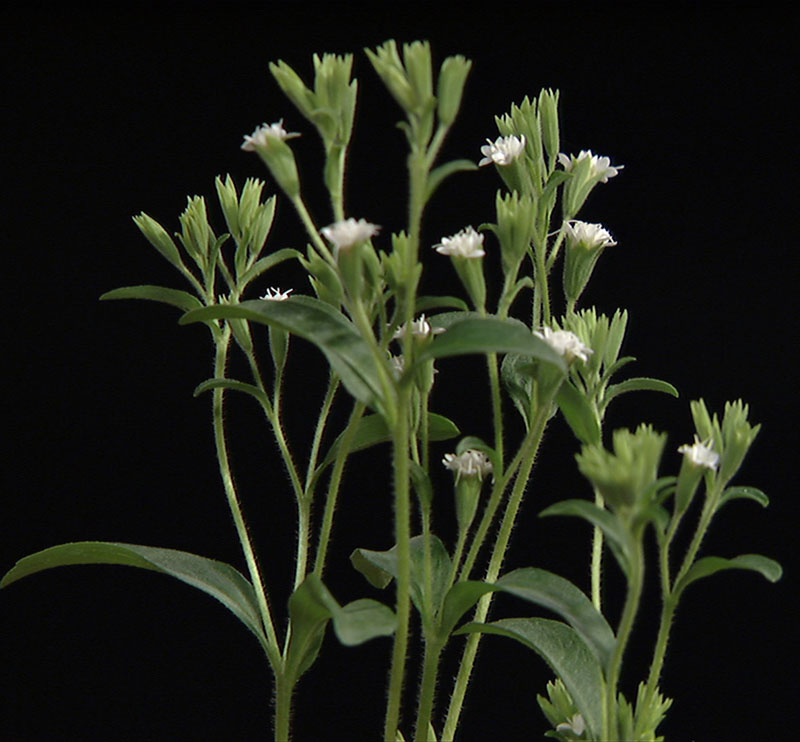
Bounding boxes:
132 212 185 271
100 285 204 312
436 55 471 126
673 553 782 600
0 541 269 653
455 617 605 739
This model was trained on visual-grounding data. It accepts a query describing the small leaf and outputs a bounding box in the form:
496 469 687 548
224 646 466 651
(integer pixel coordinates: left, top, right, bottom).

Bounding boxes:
313 413 459 486
415 295 470 313
237 247 303 288
351 535 452 620
456 618 604 738
437 580 495 640
0 542 268 651
192 377 269 406
419 317 566 372
540 500 634 578
100 285 204 312
557 380 601 446
674 553 783 599
719 485 769 508
334 598 397 646
426 159 478 201
604 376 679 406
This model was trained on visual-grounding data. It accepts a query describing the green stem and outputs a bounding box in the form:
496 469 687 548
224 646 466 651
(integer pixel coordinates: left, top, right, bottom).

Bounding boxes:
590 489 605 611
274 673 292 742
212 333 280 665
604 534 645 741
414 640 444 742
384 393 412 741
312 401 366 577
443 405 549 740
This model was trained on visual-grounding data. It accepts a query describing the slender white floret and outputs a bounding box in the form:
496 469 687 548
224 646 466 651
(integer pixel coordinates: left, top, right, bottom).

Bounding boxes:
434 226 486 258
558 149 623 182
678 436 720 470
534 327 593 364
564 220 617 250
479 135 526 166
443 449 493 481
260 287 294 301
321 218 381 252
241 120 300 151
392 314 445 341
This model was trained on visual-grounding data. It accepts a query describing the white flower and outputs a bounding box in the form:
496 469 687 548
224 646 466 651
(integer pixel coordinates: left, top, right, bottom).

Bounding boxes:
479 135 526 166
678 436 720 470
556 713 586 736
534 327 593 364
564 220 617 250
443 449 493 481
434 226 486 258
241 120 300 151
260 287 293 301
389 354 405 378
392 314 446 341
321 218 381 252
558 149 623 183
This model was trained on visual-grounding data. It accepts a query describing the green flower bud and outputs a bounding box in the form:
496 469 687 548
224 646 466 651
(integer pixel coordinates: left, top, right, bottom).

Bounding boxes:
132 212 184 270
241 122 301 199
443 448 492 533
562 220 617 308
437 55 472 126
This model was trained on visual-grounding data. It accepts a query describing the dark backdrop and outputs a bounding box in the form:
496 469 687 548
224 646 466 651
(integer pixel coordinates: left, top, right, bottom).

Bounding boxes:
2 3 797 740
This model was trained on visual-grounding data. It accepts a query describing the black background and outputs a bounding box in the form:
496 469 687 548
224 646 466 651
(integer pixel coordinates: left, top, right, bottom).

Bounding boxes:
2 3 798 740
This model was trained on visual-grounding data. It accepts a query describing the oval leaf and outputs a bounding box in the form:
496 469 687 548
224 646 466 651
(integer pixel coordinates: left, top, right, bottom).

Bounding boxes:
674 553 783 599
494 567 616 672
456 617 604 737
0 541 268 651
556 381 601 445
419 317 566 372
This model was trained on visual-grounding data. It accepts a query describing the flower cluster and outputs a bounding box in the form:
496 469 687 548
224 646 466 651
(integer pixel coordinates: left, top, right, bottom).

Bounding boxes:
241 120 300 151
479 135 526 166
678 436 720 470
321 218 381 252
260 287 293 301
393 314 445 341
558 149 622 183
434 226 486 258
443 449 493 481
564 220 617 250
534 327 593 364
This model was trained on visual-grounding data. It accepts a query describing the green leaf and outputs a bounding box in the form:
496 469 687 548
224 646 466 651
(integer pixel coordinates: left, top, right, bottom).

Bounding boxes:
426 159 479 201
437 580 495 640
351 535 452 620
237 248 303 288
415 295 470 313
312 413 459 487
674 553 783 599
456 617 604 738
556 380 601 445
419 317 566 372
719 485 770 508
100 285 204 312
0 542 268 651
180 296 386 414
540 500 634 579
285 574 396 684
192 377 269 406
493 567 616 672
604 377 679 406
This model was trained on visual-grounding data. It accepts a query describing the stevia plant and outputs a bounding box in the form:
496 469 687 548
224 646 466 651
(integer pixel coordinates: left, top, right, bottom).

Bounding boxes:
1 40 782 742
